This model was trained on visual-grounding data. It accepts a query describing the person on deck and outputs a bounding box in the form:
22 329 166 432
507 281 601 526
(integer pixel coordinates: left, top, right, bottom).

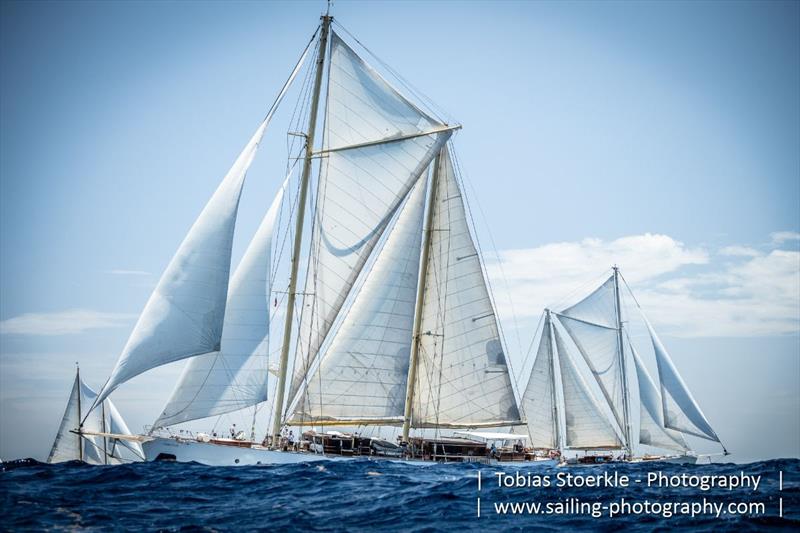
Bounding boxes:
230 424 237 439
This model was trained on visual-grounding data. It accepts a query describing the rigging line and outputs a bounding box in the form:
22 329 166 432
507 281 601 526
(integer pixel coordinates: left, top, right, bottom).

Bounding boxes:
331 19 456 126
285 29 322 165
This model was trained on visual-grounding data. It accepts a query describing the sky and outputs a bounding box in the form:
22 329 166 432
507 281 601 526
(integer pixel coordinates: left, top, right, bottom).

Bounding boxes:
1 0 798 464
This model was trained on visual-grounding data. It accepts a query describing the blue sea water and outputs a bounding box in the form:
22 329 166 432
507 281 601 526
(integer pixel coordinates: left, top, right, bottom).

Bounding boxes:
1 458 797 531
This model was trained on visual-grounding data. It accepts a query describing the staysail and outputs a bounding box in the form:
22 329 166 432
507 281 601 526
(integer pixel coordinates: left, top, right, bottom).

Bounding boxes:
521 313 558 449
290 176 428 424
646 317 721 442
631 343 688 452
289 31 451 404
154 176 289 427
412 147 521 428
553 324 623 450
93 120 270 408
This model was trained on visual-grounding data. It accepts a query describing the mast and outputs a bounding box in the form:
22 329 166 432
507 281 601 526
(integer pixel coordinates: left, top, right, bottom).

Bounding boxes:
76 363 83 462
545 310 561 451
271 14 331 447
613 266 633 456
101 400 108 465
401 152 442 442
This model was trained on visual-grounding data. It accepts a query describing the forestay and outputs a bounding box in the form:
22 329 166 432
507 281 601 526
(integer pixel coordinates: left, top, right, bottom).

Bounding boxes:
521 314 558 449
290 177 428 424
631 343 688 453
554 324 623 450
412 147 521 428
155 176 289 427
646 318 721 442
290 32 450 404
94 119 270 408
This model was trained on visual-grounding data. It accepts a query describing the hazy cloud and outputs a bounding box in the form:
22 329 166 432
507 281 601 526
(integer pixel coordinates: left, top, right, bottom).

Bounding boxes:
770 231 800 245
0 309 136 336
488 233 800 338
104 269 151 276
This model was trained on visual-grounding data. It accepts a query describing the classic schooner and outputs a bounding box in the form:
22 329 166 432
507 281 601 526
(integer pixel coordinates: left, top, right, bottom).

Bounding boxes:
521 267 728 465
76 13 547 466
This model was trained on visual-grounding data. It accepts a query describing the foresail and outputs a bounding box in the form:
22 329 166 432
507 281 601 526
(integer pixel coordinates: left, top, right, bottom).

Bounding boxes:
289 31 451 405
556 313 626 433
646 318 720 442
412 147 521 428
95 120 269 408
106 397 144 460
631 343 688 453
561 275 617 329
290 177 428 424
48 373 82 463
521 315 557 449
554 326 623 450
155 176 288 427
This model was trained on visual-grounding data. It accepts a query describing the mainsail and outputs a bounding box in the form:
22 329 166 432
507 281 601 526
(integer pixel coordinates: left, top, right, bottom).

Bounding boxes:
289 32 451 404
290 177 428 424
412 147 521 428
521 313 558 449
154 176 289 427
646 317 721 442
93 120 269 409
631 342 688 452
553 324 623 450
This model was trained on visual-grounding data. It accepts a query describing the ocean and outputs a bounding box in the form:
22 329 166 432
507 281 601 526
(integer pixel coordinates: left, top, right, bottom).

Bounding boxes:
1 458 797 531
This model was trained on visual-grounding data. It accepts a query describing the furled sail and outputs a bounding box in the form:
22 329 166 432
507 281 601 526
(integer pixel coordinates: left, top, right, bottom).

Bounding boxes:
521 314 558 449
289 31 451 404
556 313 626 433
94 120 270 408
631 343 688 453
289 177 428 424
49 372 137 464
154 176 289 427
412 147 521 428
646 317 721 442
553 325 623 450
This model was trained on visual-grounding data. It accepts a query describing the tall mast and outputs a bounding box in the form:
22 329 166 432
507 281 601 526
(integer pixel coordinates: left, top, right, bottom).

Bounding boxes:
613 266 633 457
76 363 83 462
401 152 442 442
545 310 561 451
101 400 108 465
271 14 331 447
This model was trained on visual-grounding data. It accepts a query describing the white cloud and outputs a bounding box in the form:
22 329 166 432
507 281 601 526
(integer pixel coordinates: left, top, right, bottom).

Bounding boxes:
770 231 800 245
487 233 800 338
0 309 136 336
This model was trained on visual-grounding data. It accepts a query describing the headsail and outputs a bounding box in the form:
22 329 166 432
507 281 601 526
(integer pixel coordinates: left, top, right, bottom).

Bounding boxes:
646 317 721 442
154 176 289 427
412 147 521 428
289 31 451 405
631 342 688 453
93 120 269 408
289 176 428 424
521 313 558 449
553 324 623 450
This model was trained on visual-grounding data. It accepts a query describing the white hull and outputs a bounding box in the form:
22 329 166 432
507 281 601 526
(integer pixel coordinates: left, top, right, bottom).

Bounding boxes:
143 437 558 467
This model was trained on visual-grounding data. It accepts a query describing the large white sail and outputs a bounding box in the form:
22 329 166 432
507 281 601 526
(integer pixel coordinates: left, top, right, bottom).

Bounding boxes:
631 343 688 453
48 373 83 463
94 120 270 408
154 176 288 427
412 147 521 428
290 177 428 424
646 318 720 442
521 314 558 449
556 313 626 433
560 275 618 329
553 324 623 450
290 32 451 404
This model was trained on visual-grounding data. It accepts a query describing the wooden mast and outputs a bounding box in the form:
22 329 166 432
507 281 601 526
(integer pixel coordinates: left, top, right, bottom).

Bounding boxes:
401 152 442 442
613 266 633 457
270 14 331 447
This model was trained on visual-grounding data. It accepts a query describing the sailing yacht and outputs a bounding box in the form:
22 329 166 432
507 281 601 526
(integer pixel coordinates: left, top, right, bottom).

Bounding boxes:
76 13 550 466
49 365 143 464
522 268 728 465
